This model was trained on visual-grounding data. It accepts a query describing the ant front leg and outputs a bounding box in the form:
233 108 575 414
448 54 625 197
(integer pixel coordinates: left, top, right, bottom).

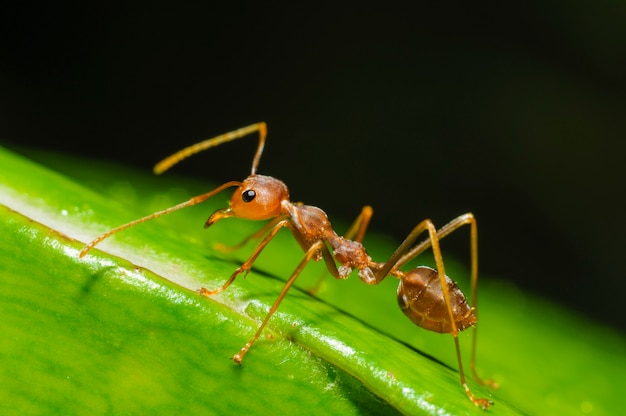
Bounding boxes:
198 218 292 296
213 215 289 253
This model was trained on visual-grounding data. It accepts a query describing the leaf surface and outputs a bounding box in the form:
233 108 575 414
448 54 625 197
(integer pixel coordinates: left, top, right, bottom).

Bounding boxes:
1 145 624 415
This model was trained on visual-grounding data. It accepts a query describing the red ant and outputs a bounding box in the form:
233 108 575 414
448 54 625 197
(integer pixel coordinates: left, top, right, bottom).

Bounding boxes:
79 123 497 409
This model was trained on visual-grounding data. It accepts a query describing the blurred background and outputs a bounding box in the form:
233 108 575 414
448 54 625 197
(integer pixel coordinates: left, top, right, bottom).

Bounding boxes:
1 2 624 330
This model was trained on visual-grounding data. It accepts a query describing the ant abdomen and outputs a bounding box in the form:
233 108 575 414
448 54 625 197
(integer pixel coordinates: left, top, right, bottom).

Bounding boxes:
397 266 476 334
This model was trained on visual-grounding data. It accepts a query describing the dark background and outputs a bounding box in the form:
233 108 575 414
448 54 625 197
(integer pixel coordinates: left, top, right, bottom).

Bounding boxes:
1 2 625 330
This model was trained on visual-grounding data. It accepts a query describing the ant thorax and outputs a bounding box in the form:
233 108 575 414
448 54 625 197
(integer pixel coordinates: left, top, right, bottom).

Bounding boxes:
282 201 374 281
282 201 334 247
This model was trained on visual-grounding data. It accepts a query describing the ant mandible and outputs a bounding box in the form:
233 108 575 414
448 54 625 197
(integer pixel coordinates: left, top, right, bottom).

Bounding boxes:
79 122 497 409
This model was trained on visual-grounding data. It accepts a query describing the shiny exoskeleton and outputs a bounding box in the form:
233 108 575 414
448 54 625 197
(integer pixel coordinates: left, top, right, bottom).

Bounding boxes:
80 122 497 409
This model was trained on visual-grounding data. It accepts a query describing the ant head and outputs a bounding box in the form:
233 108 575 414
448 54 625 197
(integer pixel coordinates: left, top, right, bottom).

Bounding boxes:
230 174 289 220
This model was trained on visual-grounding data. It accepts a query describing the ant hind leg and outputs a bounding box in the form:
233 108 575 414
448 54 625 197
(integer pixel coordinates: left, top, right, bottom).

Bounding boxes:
382 215 496 407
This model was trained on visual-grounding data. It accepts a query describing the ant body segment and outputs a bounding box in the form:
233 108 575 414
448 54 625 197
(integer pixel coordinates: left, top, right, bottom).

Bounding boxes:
79 123 497 409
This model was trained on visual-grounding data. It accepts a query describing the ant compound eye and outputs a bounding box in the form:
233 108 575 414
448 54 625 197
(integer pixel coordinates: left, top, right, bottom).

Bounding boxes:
242 189 256 203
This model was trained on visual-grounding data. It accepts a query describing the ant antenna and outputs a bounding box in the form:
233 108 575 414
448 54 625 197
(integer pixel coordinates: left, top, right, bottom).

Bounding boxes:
153 122 267 176
78 181 241 258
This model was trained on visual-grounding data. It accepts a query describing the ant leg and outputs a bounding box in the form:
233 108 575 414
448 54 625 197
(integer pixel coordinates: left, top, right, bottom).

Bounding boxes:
199 219 292 296
392 213 497 388
379 217 494 408
213 215 289 253
393 213 476 270
232 240 326 364
79 181 242 258
455 337 493 410
344 205 374 242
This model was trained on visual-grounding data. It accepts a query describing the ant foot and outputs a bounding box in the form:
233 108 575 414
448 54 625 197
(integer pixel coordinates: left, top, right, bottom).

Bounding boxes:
474 398 493 410
198 287 221 297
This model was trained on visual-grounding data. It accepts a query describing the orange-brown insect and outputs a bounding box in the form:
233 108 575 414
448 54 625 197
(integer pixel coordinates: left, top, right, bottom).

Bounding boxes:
79 123 497 409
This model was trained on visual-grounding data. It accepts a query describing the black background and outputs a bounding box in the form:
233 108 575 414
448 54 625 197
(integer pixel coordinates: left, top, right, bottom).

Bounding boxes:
1 2 625 330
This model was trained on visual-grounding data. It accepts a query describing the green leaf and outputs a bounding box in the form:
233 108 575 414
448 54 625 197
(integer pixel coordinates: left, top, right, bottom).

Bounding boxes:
1 145 624 415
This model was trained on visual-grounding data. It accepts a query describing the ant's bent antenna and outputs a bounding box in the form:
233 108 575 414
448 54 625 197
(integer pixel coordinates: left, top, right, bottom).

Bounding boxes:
78 180 242 258
153 122 267 176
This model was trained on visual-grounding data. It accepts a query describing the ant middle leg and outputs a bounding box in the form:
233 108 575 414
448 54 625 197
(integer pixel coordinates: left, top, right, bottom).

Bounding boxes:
344 205 374 243
198 223 339 364
231 240 331 363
